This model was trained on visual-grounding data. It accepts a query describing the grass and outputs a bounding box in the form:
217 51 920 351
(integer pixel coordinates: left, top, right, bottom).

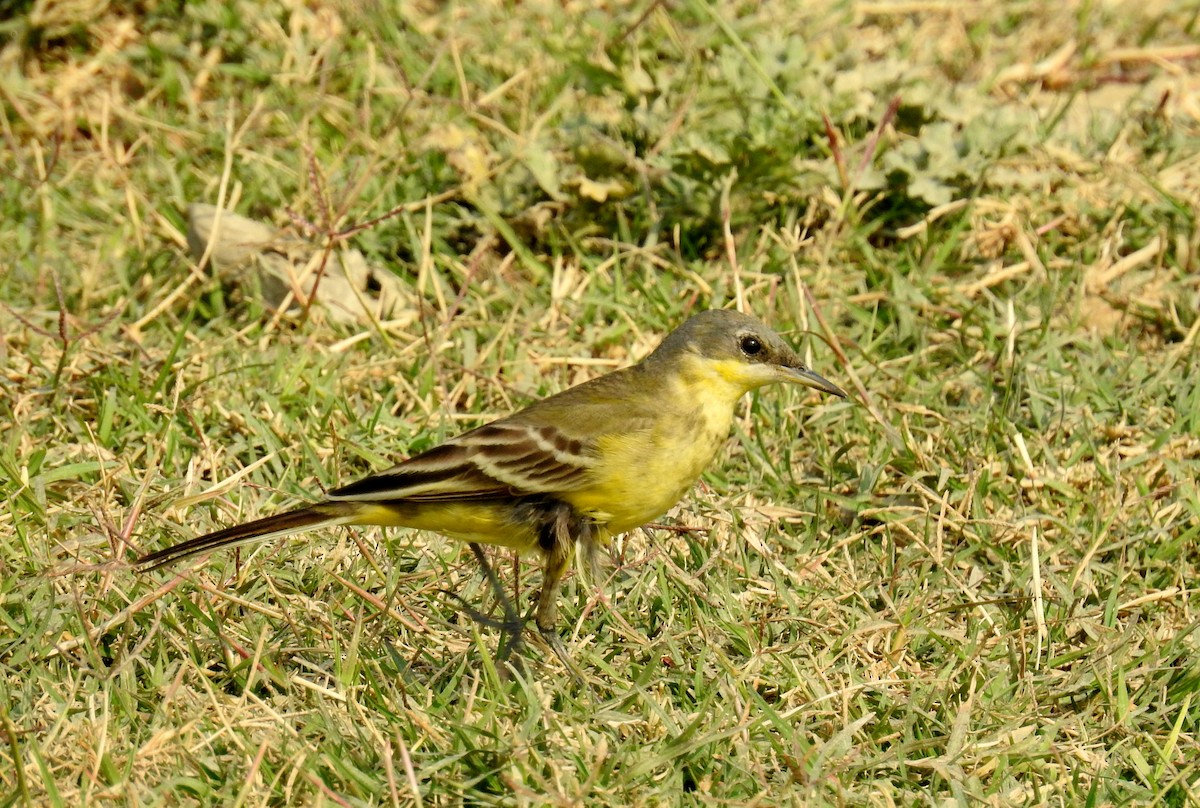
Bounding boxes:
3 0 1200 803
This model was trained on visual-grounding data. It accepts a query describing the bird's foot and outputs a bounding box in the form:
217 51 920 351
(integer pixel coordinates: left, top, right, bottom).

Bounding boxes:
538 623 583 682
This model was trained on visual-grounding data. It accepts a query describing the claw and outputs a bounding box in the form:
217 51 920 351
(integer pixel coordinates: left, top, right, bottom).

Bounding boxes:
538 622 583 681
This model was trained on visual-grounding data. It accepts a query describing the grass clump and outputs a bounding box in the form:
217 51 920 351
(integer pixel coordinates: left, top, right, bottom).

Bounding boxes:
2 0 1199 804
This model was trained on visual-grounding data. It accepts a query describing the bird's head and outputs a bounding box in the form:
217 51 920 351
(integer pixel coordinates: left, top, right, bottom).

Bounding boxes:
649 309 847 400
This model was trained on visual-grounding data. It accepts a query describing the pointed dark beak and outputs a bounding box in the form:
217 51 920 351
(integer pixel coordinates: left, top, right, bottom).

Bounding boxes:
783 365 847 398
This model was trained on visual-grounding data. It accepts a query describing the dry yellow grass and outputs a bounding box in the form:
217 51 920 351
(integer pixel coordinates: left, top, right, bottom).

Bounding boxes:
2 0 1199 803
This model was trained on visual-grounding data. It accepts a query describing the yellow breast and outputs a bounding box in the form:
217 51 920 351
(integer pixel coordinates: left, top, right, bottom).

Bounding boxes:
565 360 743 535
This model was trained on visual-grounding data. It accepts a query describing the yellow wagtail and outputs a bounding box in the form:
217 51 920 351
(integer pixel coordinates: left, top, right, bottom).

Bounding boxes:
138 309 846 665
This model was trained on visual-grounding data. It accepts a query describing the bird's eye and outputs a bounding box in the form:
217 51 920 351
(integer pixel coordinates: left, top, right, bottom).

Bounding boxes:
739 335 764 357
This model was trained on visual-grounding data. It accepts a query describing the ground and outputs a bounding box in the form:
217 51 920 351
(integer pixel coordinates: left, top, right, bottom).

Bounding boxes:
2 0 1199 804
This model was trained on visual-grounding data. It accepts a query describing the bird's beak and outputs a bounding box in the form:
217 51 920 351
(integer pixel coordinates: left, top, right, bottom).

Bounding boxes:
783 365 847 398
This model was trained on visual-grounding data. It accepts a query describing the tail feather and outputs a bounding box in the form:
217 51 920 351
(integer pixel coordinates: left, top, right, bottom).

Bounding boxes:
137 502 358 571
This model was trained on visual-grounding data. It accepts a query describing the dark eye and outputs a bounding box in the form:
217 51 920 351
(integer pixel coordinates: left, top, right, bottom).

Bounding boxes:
739 335 763 356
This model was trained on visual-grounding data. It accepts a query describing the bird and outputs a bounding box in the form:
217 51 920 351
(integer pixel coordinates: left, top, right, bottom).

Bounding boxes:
137 309 847 668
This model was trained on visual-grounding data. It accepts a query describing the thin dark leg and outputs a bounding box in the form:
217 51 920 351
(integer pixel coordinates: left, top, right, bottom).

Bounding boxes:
535 510 585 680
468 542 525 665
536 545 579 676
436 543 526 670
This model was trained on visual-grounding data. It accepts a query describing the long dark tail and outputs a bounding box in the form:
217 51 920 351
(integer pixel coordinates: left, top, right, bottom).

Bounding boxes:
136 502 360 571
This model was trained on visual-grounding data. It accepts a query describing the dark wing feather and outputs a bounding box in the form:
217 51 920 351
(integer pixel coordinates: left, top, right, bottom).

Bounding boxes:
328 422 599 503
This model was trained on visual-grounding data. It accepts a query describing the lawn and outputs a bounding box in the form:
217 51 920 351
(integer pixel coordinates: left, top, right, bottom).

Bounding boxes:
3 0 1199 804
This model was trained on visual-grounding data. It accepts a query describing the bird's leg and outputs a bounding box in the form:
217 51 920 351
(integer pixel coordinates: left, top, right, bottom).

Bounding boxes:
437 544 525 670
467 542 524 664
535 539 577 674
533 503 593 679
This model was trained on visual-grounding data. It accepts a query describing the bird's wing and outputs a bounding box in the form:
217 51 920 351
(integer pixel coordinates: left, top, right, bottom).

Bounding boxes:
326 421 600 503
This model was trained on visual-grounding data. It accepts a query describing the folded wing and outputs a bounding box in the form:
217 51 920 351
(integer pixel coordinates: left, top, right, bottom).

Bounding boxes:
328 422 600 503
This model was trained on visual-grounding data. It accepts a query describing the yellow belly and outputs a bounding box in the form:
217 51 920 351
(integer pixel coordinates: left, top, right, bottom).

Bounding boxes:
352 501 542 552
565 401 732 534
